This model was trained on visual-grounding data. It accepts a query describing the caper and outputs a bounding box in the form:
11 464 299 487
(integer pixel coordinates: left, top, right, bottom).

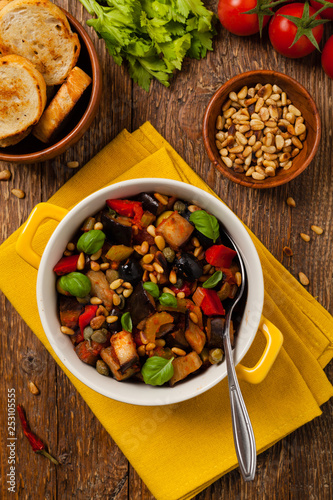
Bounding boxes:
209 348 223 364
91 328 108 343
106 269 119 284
96 359 110 376
162 247 175 263
83 326 94 340
175 278 183 289
77 295 91 304
173 200 186 213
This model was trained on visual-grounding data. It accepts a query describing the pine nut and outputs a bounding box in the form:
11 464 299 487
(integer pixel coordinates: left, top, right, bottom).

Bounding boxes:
171 347 186 356
286 197 296 207
298 272 309 286
106 315 118 324
188 205 201 212
147 224 156 237
100 263 110 270
177 292 185 299
153 262 164 274
112 294 121 306
11 188 25 199
154 193 168 205
0 169 11 180
216 115 223 129
110 278 124 290
222 156 233 168
60 326 75 335
94 222 103 230
245 166 255 176
283 161 293 170
90 296 103 305
155 235 166 251
189 312 198 323
123 288 133 298
163 287 176 296
140 241 149 254
143 264 154 272
137 345 146 356
252 172 265 180
28 381 40 395
91 248 102 261
300 233 310 242
77 252 85 270
67 161 79 168
311 225 323 235
265 166 275 176
149 273 157 283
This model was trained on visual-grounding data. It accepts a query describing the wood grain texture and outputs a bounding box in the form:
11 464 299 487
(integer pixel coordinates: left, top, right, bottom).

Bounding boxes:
0 1 332 499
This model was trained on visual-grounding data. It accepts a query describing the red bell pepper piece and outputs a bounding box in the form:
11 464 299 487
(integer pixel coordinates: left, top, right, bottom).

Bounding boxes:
170 282 192 297
193 287 225 316
53 254 80 276
78 305 98 334
106 199 144 227
205 245 237 269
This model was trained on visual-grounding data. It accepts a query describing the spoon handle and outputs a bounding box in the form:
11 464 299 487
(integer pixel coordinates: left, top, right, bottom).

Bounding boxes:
223 326 256 481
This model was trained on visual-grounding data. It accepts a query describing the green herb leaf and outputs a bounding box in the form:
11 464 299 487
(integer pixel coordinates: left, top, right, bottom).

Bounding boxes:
121 312 132 333
77 229 106 255
59 272 91 298
189 210 220 243
143 281 160 298
158 293 178 308
141 356 174 385
202 271 223 289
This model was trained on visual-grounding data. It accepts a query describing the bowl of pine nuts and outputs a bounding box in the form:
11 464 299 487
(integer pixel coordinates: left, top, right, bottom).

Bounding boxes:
202 70 321 188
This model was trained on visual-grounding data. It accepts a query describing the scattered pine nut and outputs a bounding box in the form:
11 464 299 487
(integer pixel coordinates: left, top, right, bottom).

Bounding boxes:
137 345 146 356
300 233 310 242
67 161 80 168
90 248 102 261
283 246 293 256
169 270 177 284
77 252 85 270
189 312 198 323
286 197 296 207
163 287 176 296
90 261 100 271
177 292 185 299
235 272 242 286
110 278 124 290
11 188 25 199
123 288 133 298
100 262 110 270
112 294 121 306
94 222 103 230
28 381 40 395
171 347 186 356
311 225 323 235
298 272 309 286
66 242 75 251
0 169 11 180
90 296 103 305
146 342 156 351
106 315 118 324
147 225 156 237
142 253 154 264
155 235 166 251
154 193 168 205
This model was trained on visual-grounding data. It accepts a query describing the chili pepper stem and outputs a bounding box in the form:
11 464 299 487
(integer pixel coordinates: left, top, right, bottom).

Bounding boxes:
38 449 59 465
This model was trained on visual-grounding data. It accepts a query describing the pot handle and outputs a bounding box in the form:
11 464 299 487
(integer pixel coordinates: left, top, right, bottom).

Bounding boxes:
236 315 283 384
16 203 68 270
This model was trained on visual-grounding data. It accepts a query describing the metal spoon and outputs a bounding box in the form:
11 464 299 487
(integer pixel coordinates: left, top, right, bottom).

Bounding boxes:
222 231 256 481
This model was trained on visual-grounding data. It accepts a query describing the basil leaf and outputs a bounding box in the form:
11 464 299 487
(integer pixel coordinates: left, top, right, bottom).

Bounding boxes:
121 312 132 333
159 293 178 308
142 356 174 386
59 272 91 298
143 281 160 298
189 210 220 243
202 270 223 289
77 229 106 255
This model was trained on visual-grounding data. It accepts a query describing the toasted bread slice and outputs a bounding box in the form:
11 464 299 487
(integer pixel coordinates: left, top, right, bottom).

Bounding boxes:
0 0 14 11
0 0 80 86
0 54 46 147
33 66 92 143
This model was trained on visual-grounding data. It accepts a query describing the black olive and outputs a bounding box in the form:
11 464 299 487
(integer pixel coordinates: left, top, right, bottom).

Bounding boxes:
174 253 203 281
118 258 142 285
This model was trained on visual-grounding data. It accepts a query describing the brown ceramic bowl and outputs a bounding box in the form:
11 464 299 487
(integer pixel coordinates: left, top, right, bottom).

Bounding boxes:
0 9 102 164
203 70 321 188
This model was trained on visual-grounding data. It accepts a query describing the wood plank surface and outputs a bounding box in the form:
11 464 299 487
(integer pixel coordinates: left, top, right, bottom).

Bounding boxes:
0 1 332 499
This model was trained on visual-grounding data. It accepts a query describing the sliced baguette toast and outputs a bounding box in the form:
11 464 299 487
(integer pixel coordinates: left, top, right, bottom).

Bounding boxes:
0 0 80 86
0 1 14 11
33 66 92 143
0 54 46 147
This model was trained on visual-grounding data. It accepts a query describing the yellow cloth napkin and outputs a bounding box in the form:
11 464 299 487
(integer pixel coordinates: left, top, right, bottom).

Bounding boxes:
1 122 332 500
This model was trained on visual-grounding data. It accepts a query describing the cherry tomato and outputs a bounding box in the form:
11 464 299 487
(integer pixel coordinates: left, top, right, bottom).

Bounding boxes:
218 0 270 36
268 3 324 58
310 0 333 20
322 35 333 79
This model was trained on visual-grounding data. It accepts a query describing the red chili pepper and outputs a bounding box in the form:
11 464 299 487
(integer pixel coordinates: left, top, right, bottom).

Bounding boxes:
53 254 80 276
205 244 237 269
106 199 142 218
170 282 192 297
17 405 58 465
78 305 98 334
193 287 225 316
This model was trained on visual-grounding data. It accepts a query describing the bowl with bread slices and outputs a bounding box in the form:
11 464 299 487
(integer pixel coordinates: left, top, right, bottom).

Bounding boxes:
0 0 102 163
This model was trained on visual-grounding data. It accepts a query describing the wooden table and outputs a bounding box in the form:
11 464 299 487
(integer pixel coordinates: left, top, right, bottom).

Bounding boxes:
1 1 332 498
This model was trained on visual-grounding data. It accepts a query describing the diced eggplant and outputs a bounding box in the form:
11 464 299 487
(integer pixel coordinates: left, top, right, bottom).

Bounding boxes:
101 210 132 246
138 192 163 215
185 319 206 354
156 322 175 338
156 298 187 314
118 258 143 285
101 346 140 381
206 317 225 348
144 311 174 343
59 296 84 329
154 251 169 274
174 253 203 281
170 351 202 386
166 329 189 349
126 282 156 326
111 331 139 373
86 270 114 310
74 340 101 366
156 211 194 249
